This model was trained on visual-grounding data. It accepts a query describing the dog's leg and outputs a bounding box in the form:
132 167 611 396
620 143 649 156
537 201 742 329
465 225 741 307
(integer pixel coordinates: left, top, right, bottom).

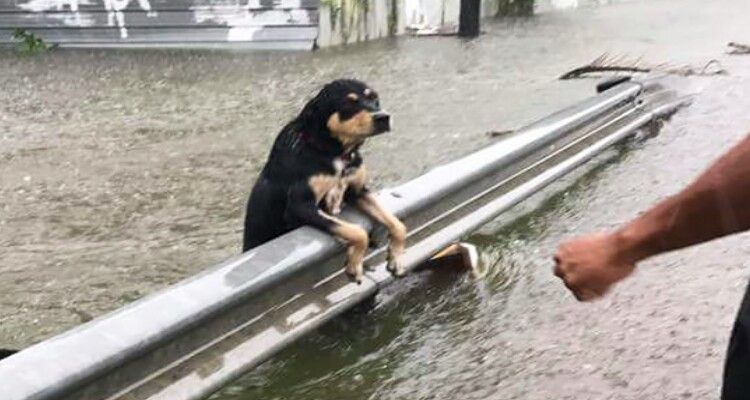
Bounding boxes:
318 211 369 283
344 165 407 277
356 194 407 277
287 186 369 283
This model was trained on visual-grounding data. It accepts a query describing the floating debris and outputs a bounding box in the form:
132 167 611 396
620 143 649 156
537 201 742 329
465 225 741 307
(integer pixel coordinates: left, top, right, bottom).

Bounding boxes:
728 42 750 55
407 24 459 36
486 129 515 138
560 53 728 79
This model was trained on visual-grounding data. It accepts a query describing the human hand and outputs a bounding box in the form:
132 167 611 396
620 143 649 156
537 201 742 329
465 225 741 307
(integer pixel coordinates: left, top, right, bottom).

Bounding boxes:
553 233 637 301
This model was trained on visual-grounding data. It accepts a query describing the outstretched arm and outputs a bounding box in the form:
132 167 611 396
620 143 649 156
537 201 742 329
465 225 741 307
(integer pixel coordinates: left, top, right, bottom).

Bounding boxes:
554 133 750 301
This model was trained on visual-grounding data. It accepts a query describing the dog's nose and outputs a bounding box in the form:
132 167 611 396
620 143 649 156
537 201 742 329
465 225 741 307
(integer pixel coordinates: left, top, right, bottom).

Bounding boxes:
371 111 391 135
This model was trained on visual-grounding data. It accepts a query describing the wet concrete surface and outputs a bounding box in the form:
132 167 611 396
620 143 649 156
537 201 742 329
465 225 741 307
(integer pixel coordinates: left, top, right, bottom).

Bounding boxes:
2 0 750 398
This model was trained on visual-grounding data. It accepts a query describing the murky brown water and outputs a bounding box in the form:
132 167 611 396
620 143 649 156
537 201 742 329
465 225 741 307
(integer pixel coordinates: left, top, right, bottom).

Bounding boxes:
2 0 750 398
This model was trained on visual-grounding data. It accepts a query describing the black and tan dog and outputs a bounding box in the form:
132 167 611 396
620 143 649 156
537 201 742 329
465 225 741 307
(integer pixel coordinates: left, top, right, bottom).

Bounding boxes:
243 79 407 283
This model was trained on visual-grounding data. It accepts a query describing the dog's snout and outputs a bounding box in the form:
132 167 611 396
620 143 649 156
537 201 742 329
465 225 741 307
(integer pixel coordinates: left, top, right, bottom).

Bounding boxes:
371 111 391 135
373 111 389 125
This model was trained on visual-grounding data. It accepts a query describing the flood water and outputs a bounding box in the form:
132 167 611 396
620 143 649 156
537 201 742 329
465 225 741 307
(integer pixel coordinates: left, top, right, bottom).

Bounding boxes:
2 0 750 398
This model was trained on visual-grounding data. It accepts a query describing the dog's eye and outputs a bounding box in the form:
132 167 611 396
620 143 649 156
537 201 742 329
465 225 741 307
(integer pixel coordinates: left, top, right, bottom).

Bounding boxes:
364 90 378 100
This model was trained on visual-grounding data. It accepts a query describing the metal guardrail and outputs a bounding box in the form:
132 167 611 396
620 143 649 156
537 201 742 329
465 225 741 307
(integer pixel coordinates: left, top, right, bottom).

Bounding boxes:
0 77 691 400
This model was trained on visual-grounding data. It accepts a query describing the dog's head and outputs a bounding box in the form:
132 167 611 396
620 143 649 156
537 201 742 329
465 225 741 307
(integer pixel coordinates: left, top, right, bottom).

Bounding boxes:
297 79 391 149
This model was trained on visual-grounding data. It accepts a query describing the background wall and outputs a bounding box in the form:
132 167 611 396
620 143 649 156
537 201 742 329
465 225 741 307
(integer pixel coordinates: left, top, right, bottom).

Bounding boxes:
2 0 508 49
0 0 320 49
403 0 499 29
317 0 404 47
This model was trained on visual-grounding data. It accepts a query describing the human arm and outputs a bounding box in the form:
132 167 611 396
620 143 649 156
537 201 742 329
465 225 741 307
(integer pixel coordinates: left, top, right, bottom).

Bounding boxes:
554 133 750 301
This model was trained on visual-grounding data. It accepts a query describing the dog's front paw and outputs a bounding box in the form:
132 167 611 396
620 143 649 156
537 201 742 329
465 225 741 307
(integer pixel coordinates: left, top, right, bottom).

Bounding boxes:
345 263 364 285
386 254 406 278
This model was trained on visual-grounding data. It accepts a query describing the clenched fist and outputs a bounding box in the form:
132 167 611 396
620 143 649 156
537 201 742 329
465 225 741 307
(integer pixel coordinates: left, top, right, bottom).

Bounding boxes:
553 232 638 302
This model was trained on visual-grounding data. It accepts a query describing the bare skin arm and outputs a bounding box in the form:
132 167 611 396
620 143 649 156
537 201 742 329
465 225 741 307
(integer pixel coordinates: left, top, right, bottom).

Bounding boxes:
554 133 750 301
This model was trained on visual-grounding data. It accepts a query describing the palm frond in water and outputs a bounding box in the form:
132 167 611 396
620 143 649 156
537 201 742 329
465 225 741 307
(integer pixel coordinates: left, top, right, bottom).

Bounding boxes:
728 42 750 55
560 53 727 79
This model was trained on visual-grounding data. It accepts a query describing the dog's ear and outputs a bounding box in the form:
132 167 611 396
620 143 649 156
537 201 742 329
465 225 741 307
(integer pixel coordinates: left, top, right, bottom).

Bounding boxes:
297 82 338 136
297 91 326 134
298 95 322 131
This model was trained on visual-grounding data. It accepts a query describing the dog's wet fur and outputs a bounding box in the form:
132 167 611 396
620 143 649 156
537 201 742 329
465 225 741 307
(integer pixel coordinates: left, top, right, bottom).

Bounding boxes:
243 79 407 283
0 348 17 360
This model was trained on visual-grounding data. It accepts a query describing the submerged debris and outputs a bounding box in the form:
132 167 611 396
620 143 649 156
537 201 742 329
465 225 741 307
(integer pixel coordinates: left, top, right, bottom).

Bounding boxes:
728 42 750 55
560 53 728 79
486 129 515 138
406 24 459 36
12 28 56 54
497 0 535 17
